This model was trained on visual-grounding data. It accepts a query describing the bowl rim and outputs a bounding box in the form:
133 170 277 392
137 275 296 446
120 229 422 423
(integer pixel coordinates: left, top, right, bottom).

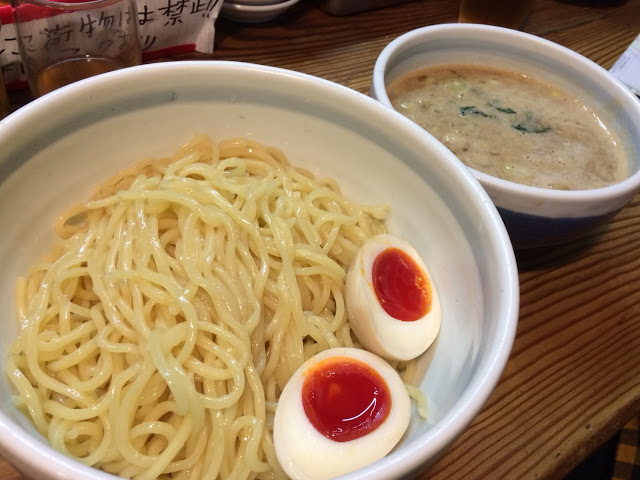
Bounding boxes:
0 60 520 480
371 23 640 210
220 0 299 13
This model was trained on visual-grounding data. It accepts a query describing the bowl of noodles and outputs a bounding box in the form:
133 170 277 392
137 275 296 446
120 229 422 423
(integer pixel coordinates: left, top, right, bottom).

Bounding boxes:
0 61 519 480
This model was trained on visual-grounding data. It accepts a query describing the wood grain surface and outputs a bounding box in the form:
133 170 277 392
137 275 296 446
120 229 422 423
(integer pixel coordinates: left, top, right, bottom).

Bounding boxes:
4 0 640 479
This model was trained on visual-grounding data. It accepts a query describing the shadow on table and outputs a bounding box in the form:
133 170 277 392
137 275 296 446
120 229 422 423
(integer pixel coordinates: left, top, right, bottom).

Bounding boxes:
563 432 619 480
514 232 602 273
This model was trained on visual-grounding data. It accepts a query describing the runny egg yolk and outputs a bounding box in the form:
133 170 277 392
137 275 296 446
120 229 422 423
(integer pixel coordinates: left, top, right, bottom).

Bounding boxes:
372 247 432 322
345 234 442 361
302 357 391 442
273 347 411 480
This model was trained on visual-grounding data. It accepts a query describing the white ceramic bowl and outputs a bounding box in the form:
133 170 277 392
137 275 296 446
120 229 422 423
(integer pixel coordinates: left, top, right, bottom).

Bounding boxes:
219 0 299 23
0 61 519 480
371 23 640 249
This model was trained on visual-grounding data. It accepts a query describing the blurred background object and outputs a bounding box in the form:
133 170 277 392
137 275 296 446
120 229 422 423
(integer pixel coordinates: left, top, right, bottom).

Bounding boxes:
458 0 534 29
219 0 301 24
0 67 8 118
319 0 411 16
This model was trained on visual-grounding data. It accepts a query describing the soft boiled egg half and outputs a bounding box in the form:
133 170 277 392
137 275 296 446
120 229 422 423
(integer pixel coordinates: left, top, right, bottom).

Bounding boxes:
345 234 441 361
273 347 411 480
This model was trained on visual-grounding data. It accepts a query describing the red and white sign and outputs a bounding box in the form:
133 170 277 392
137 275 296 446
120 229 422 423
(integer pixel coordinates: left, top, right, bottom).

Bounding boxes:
0 0 222 89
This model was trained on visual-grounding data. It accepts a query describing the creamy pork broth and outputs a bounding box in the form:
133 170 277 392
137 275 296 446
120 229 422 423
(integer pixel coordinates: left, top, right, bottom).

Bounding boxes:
387 65 627 190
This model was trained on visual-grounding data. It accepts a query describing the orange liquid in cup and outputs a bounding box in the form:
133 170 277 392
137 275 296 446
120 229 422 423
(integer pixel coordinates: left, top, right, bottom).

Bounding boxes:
34 57 128 96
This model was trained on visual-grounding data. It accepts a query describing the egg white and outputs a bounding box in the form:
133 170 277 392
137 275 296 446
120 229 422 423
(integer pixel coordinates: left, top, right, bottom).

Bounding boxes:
273 347 411 480
345 234 442 361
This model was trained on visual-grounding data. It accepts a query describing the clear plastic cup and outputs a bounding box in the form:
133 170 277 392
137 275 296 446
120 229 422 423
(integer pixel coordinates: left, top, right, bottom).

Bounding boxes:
12 0 142 97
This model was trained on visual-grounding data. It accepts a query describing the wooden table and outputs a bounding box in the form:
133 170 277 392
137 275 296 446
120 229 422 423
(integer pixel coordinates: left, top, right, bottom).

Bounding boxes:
4 0 640 479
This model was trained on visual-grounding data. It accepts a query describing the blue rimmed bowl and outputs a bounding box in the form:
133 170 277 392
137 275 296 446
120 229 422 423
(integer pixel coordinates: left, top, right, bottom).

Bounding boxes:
0 61 519 480
370 23 640 249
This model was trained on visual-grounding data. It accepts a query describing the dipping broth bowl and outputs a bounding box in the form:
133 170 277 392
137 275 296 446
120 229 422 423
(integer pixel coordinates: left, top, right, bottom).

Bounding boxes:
371 23 640 249
0 62 518 480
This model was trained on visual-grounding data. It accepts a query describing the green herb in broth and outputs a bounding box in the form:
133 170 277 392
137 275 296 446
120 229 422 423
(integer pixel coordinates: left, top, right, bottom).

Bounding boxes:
512 112 551 134
489 101 516 115
460 103 550 134
460 105 492 118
